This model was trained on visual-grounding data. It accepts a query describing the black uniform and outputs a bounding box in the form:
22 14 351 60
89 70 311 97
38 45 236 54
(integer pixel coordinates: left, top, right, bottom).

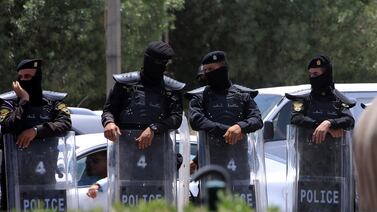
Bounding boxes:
286 55 355 211
0 91 71 184
0 59 71 210
189 84 262 137
0 91 71 138
188 51 263 208
286 90 355 176
103 41 185 206
102 71 184 132
287 89 355 131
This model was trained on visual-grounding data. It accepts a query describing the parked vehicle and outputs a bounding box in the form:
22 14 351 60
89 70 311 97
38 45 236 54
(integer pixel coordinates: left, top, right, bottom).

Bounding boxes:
69 107 103 135
75 132 198 210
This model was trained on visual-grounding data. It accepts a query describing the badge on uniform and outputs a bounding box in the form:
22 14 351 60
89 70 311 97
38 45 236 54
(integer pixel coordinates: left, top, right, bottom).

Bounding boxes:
0 108 10 121
293 101 303 112
57 103 70 115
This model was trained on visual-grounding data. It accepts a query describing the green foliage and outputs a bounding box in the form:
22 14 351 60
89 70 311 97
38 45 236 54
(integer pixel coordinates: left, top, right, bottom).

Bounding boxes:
170 0 377 90
0 0 183 109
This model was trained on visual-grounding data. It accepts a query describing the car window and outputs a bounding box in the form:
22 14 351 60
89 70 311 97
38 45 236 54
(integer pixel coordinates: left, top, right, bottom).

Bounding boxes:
271 101 292 141
254 94 282 119
71 114 103 135
175 142 198 161
77 149 107 187
343 91 377 122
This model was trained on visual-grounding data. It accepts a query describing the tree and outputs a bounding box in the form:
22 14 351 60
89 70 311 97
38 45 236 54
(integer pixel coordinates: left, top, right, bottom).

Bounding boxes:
0 0 183 109
170 0 377 90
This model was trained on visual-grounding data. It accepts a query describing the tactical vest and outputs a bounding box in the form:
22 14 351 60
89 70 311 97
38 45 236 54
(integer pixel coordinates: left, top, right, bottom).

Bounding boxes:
22 102 54 130
118 84 169 129
306 96 342 123
203 85 246 125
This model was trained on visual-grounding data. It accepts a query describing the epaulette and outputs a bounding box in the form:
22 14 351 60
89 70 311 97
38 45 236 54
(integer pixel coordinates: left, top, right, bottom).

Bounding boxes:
0 91 17 101
0 90 67 101
43 90 67 101
285 93 310 101
184 86 206 100
333 89 356 108
233 84 258 98
163 76 186 91
114 71 186 91
113 71 141 86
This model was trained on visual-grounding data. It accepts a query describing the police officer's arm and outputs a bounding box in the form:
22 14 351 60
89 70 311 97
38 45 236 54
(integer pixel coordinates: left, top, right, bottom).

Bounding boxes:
236 94 263 133
328 107 355 130
150 91 183 133
290 100 318 128
102 82 124 127
0 100 25 133
34 101 72 138
188 95 230 136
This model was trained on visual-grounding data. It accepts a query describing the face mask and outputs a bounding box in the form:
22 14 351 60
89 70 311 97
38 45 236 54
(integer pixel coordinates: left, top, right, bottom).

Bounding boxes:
18 70 43 105
205 66 230 90
309 71 334 92
142 56 166 86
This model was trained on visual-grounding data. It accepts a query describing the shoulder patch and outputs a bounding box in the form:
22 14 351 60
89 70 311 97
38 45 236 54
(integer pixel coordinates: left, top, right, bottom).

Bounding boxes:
0 108 11 122
57 103 70 115
293 101 304 112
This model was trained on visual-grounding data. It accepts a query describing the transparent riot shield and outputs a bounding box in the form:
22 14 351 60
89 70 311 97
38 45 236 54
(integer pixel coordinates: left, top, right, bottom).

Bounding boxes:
3 131 77 211
108 129 176 208
286 125 353 212
198 130 267 211
176 113 191 212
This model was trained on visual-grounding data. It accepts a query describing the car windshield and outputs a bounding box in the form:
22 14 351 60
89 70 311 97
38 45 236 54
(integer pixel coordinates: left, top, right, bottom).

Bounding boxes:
254 94 282 118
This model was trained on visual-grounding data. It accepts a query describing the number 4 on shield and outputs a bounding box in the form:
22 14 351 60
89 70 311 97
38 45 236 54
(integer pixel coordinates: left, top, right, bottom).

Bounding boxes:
35 161 47 175
137 155 147 169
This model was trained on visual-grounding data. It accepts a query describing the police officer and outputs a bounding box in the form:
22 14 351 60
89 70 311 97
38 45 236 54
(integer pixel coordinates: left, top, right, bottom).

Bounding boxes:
188 51 263 208
102 41 184 146
189 51 262 144
0 59 72 210
102 41 184 206
285 55 355 211
287 55 355 144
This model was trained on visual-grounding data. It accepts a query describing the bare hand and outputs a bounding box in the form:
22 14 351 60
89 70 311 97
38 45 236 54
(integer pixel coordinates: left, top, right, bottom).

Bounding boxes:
104 123 121 142
86 184 99 199
329 129 344 138
223 124 244 145
12 81 29 101
136 127 154 149
16 128 36 148
312 120 331 144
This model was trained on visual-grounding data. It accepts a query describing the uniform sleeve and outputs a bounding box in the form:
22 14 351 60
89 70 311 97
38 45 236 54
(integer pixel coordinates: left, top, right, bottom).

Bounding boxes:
290 100 317 129
34 101 72 138
101 82 125 127
236 94 263 133
188 95 230 136
328 107 354 130
0 99 26 134
151 91 183 133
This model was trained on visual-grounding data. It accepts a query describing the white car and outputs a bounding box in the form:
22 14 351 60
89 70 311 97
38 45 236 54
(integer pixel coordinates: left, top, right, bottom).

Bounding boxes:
254 83 377 210
74 132 198 211
68 107 103 135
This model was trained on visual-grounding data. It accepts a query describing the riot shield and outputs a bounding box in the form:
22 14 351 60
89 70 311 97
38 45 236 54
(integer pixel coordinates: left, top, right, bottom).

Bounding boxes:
286 125 353 212
197 130 267 211
3 131 77 211
108 129 176 208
